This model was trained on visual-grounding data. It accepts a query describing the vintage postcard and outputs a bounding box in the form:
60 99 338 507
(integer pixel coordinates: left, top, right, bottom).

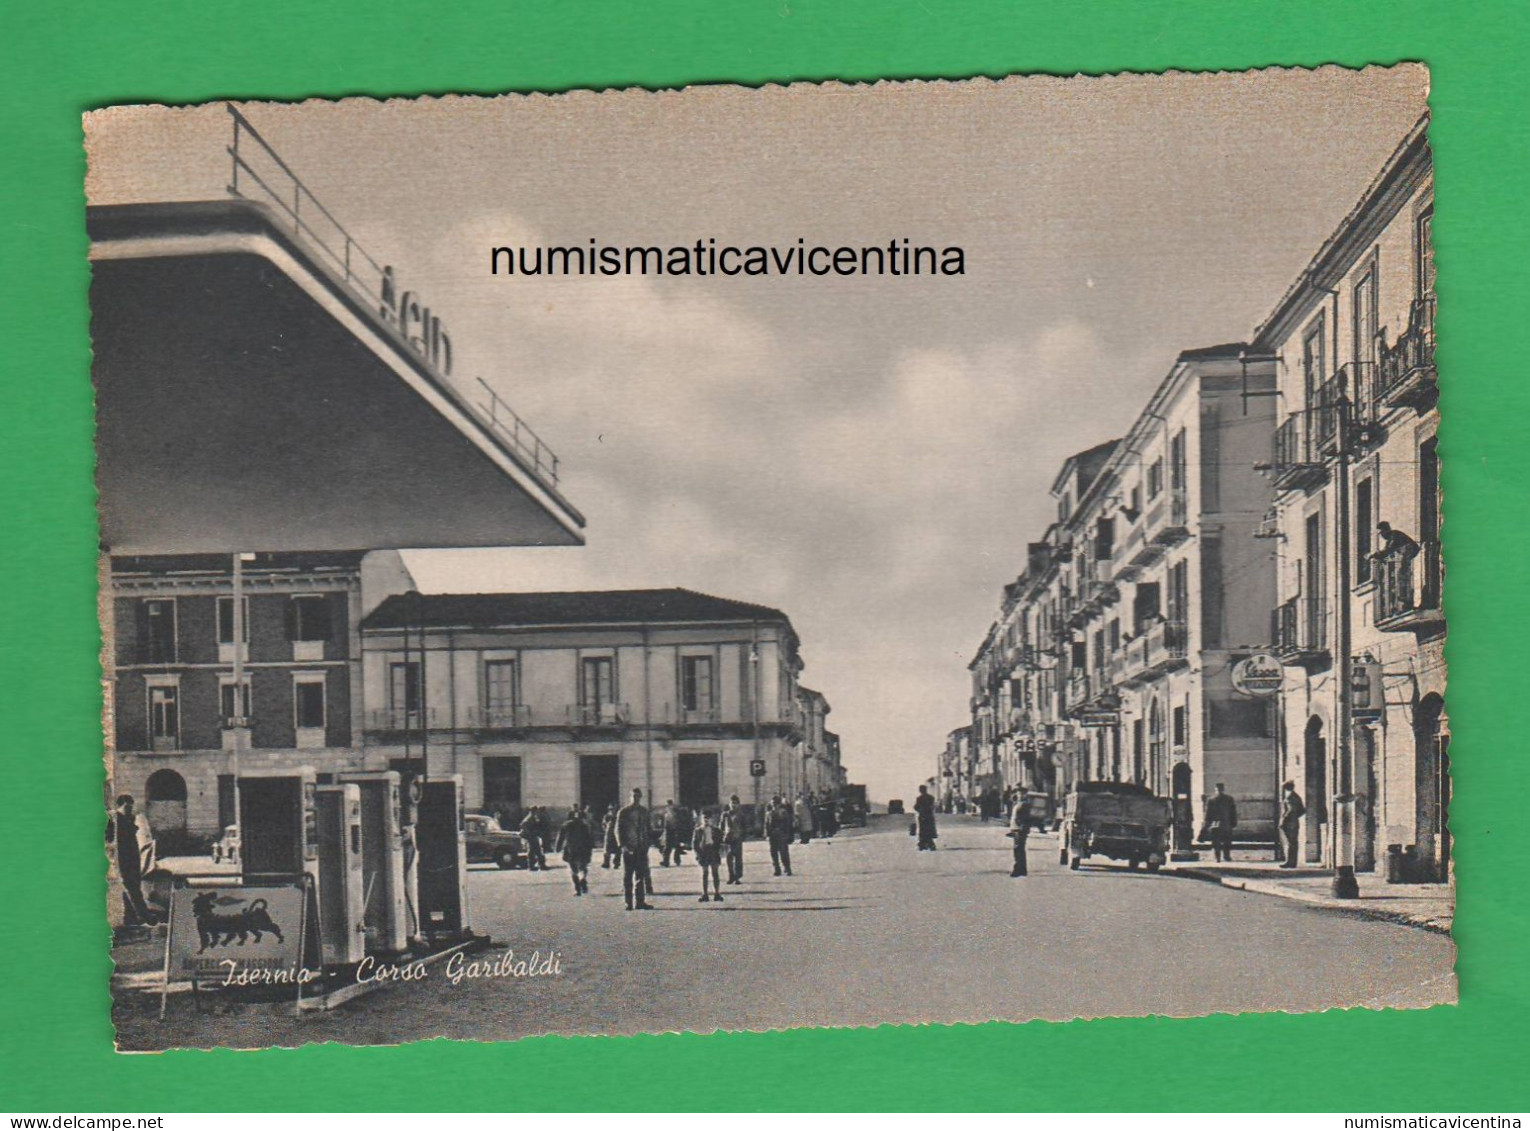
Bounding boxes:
88 65 1452 1051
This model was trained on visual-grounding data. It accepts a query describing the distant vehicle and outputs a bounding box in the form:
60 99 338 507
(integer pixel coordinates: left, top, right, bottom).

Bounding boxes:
886 799 906 815
1060 782 1171 872
1017 791 1054 833
837 798 869 828
210 824 239 865
464 813 527 869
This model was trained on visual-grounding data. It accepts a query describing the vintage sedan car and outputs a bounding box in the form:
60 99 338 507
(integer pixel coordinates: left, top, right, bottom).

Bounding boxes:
464 813 528 870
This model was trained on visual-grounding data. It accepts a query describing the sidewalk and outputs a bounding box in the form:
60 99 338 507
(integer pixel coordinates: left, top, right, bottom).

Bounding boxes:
1166 854 1453 933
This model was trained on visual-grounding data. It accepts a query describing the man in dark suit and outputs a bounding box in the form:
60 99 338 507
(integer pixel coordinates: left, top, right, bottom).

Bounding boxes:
765 795 794 876
1202 783 1238 863
615 787 654 910
721 795 747 884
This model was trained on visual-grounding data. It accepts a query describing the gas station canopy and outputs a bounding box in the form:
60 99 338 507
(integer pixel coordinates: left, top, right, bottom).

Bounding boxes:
89 199 586 555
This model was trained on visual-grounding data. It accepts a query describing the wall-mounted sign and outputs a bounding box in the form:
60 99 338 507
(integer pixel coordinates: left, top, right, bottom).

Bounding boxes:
1076 709 1121 728
1231 653 1284 697
749 759 766 778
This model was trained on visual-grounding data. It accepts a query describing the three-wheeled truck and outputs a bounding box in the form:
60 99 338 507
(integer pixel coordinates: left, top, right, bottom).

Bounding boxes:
1059 782 1171 871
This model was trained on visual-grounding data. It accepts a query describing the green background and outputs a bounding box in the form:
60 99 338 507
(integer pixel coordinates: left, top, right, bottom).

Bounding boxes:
2 0 1527 1112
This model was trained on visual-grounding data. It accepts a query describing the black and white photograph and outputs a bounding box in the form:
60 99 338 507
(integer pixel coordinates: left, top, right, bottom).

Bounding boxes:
88 65 1452 1052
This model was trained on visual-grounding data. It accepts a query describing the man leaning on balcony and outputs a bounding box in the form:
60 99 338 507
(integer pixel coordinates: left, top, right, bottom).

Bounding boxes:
1374 522 1421 606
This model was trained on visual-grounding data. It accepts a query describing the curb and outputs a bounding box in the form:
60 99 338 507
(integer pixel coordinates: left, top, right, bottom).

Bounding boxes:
1166 867 1453 935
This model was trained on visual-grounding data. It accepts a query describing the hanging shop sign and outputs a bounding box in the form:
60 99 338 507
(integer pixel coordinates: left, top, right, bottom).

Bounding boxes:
1231 653 1284 697
1076 709 1121 728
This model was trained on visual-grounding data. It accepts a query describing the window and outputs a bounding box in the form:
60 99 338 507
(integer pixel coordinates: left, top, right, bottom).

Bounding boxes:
681 655 714 714
142 599 176 663
582 656 615 715
148 684 179 747
219 679 250 725
1147 459 1164 500
1207 694 1273 739
1172 705 1187 748
1356 477 1374 584
294 676 326 737
1303 315 1327 407
1169 429 1187 493
1352 264 1379 367
1107 619 1120 653
289 595 332 642
1416 206 1435 298
484 659 518 722
1167 561 1189 624
390 661 422 725
216 597 249 644
1094 517 1114 560
1126 485 1142 519
1133 582 1161 633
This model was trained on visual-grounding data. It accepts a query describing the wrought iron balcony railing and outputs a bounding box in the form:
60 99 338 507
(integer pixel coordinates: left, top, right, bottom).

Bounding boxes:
1377 296 1438 410
1273 598 1329 665
1374 540 1444 632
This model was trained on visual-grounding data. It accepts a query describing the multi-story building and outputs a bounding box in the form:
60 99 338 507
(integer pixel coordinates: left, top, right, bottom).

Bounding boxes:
797 687 840 795
1060 347 1280 845
107 550 416 843
359 589 827 822
1254 114 1444 878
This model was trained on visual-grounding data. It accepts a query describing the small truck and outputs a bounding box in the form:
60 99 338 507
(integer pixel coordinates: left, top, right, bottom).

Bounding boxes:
1059 782 1172 872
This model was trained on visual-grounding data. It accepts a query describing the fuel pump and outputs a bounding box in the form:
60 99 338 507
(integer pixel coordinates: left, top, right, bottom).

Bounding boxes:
314 783 367 966
237 767 321 966
415 775 471 942
238 767 319 881
337 771 413 956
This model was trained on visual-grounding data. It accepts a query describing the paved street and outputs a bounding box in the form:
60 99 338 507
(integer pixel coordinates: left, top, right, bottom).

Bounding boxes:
115 815 1455 1050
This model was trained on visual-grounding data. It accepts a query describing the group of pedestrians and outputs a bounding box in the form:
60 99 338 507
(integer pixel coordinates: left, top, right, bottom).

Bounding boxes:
535 788 835 909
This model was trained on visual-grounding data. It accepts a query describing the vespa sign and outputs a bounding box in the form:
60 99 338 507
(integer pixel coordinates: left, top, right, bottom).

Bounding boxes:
1231 653 1284 698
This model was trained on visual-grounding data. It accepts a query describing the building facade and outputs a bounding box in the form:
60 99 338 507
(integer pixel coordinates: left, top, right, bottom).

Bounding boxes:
359 589 828 823
107 550 416 843
1254 114 1444 878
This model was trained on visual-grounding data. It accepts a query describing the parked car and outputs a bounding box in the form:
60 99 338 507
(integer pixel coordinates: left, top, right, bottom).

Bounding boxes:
886 799 906 815
1059 782 1171 871
464 813 527 869
210 824 240 865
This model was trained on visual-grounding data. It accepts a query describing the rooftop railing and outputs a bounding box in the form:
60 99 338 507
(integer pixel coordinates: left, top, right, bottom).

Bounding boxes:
224 104 563 488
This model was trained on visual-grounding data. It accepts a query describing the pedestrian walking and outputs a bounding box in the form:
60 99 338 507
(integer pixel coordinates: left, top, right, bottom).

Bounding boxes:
794 792 815 845
913 784 938 850
1201 783 1238 863
615 788 654 910
721 794 747 884
555 806 594 896
692 809 725 902
765 795 794 876
1279 781 1306 869
660 800 686 867
520 806 546 871
601 806 619 869
1007 793 1029 877
107 794 157 926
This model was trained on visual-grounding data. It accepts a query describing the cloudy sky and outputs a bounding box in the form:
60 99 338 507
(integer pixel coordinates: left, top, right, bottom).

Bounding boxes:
87 66 1428 799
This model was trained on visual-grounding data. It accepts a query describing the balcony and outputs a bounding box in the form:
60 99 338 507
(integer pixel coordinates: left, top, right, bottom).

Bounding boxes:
1117 619 1190 685
470 704 533 730
1149 489 1191 548
1310 374 1348 458
1125 522 1165 568
1377 297 1438 412
571 702 630 729
670 703 723 726
1064 671 1094 714
1268 413 1328 493
1373 541 1444 635
1273 598 1330 669
366 707 442 733
1337 361 1381 434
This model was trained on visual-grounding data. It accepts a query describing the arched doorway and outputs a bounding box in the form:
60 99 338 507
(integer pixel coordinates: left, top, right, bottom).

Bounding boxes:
144 768 188 840
1171 759 1193 854
1414 694 1449 881
1303 717 1328 864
